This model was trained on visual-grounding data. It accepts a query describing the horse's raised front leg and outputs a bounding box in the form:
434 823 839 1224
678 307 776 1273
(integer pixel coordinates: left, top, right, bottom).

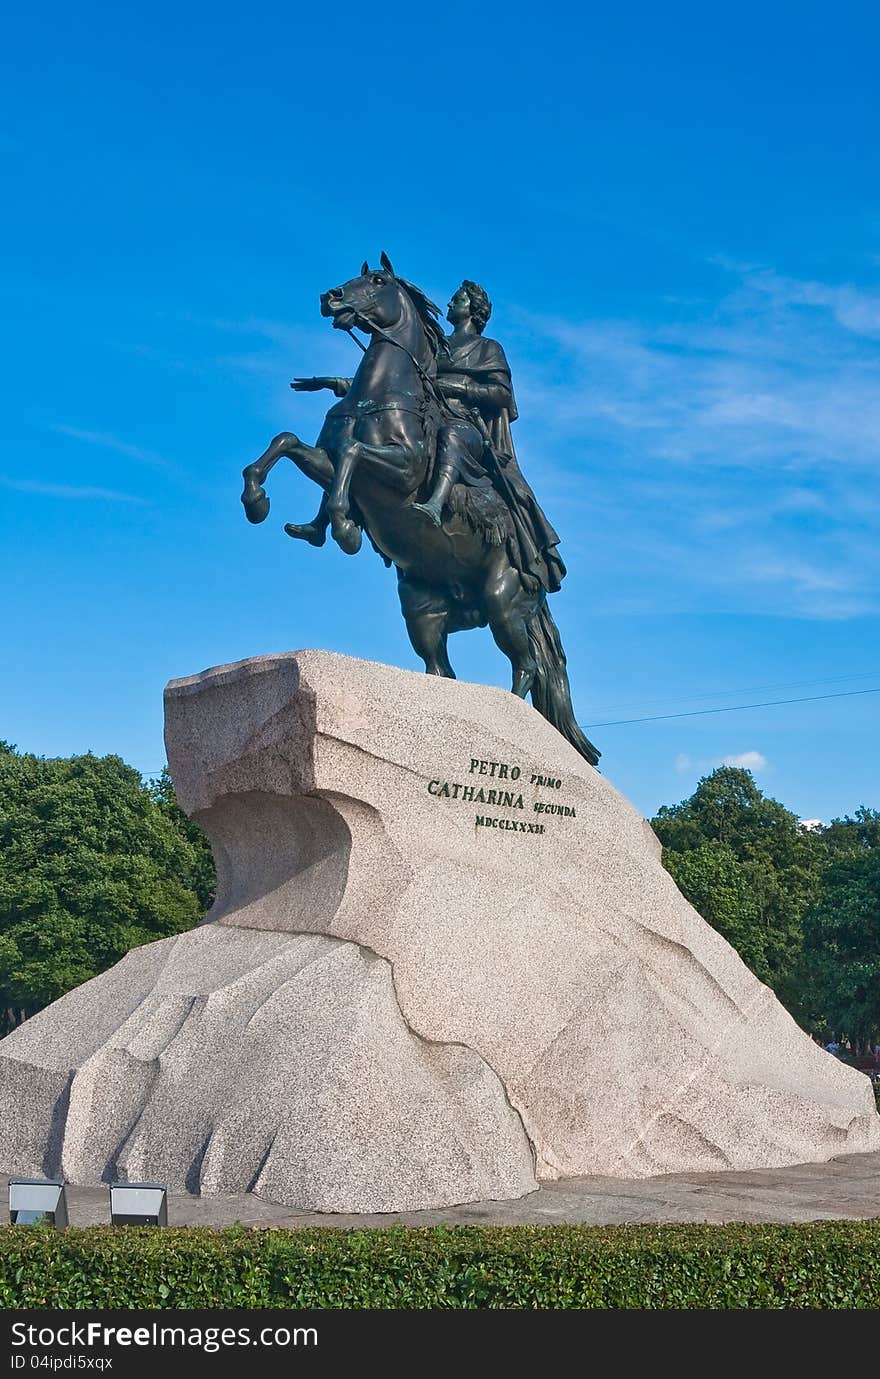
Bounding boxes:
241 432 334 525
326 442 364 555
327 439 419 555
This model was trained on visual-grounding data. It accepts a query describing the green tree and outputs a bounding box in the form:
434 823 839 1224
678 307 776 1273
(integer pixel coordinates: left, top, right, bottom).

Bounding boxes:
795 849 880 1043
819 807 880 858
0 743 213 1032
652 767 825 994
148 766 216 913
655 839 770 980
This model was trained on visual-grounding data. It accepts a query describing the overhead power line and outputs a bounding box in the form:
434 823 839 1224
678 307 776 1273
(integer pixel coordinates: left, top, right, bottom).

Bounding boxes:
586 686 880 729
586 669 880 716
135 679 879 771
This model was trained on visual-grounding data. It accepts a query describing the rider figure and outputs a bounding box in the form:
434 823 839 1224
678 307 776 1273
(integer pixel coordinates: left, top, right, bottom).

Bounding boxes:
290 278 565 595
412 280 512 526
418 280 566 595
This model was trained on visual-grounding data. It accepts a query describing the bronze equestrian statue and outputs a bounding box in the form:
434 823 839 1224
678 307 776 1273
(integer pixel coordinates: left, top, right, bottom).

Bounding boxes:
241 255 600 767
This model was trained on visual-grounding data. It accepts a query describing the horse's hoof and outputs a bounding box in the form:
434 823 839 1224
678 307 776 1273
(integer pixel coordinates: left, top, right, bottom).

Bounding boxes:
241 469 270 523
332 518 362 555
241 469 269 523
242 487 270 523
284 522 326 548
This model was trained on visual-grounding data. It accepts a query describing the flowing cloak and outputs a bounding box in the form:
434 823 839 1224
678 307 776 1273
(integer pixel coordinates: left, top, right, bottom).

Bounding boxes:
438 334 566 595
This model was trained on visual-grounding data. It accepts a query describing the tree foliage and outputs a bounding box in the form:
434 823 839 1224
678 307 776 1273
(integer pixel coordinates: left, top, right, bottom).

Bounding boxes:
2 734 877 1047
819 807 880 858
0 743 214 1030
652 767 824 992
148 765 216 913
794 847 880 1042
653 773 880 1039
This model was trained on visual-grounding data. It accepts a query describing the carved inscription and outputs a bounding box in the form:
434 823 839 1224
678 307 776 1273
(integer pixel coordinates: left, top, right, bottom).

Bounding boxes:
426 757 578 837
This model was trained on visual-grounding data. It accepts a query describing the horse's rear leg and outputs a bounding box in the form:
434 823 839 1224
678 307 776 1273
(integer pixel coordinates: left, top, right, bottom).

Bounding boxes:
483 553 538 698
285 493 329 546
398 575 456 678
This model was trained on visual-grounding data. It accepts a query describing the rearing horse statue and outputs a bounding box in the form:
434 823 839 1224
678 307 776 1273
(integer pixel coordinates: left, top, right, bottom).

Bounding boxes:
241 259 600 767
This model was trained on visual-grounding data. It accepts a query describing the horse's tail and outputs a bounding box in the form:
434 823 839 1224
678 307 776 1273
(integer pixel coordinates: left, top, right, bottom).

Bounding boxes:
527 601 601 767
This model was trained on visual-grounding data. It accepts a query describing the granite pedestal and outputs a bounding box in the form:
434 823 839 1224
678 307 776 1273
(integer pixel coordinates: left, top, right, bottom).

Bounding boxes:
1 652 876 1211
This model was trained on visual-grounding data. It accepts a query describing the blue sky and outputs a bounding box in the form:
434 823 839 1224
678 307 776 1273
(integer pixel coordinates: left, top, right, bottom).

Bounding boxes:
1 0 878 822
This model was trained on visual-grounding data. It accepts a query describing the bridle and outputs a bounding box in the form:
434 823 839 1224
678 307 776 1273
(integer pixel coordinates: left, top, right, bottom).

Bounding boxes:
335 280 458 421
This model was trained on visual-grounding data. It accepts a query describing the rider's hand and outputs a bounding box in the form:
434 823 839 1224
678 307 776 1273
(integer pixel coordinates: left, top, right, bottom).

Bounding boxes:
291 376 336 392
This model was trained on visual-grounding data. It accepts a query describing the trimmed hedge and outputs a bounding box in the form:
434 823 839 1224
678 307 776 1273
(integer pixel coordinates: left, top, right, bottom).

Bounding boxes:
1 1221 879 1309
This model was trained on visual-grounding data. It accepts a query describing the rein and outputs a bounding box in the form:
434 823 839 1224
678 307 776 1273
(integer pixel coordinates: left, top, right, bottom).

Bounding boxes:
366 319 492 451
344 296 456 421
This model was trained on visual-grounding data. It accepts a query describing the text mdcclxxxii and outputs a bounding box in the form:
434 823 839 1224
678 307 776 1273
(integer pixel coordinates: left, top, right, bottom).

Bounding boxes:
426 755 578 839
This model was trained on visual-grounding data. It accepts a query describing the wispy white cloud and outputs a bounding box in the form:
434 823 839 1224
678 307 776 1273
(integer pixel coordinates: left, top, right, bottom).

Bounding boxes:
740 557 852 595
165 314 359 405
50 424 172 470
742 267 880 339
721 751 768 770
205 315 308 350
509 259 880 619
519 279 880 469
177 312 356 370
1 477 147 503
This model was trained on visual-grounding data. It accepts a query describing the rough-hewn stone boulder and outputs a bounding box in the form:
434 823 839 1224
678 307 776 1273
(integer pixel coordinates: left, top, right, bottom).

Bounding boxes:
1 651 876 1210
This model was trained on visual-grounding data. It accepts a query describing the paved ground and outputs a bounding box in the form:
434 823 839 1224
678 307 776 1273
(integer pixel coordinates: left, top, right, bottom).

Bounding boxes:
5 1152 879 1229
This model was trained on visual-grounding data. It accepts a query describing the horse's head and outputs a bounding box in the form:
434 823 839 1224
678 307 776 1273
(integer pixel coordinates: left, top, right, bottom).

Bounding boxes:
320 254 408 334
320 254 444 364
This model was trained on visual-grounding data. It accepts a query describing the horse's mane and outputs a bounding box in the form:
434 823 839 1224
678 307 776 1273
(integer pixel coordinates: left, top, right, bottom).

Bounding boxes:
394 275 447 361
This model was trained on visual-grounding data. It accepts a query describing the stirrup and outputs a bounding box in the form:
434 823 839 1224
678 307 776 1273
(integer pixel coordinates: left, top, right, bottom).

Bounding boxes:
412 501 444 527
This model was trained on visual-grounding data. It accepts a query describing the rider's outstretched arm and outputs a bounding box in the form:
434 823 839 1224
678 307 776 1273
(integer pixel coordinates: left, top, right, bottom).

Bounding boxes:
291 376 352 397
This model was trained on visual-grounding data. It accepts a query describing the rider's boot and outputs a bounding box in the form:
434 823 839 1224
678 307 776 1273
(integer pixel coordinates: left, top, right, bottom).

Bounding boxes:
285 495 330 547
413 463 457 527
